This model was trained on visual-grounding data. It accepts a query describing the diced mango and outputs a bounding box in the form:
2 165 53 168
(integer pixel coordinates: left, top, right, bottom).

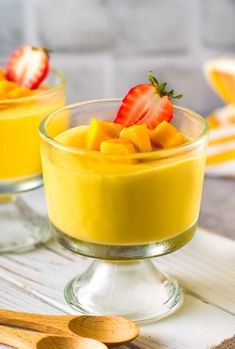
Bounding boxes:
107 122 123 133
120 124 152 152
7 87 33 99
87 118 121 150
0 69 5 80
149 121 186 148
0 80 18 93
0 92 7 100
100 138 137 154
166 133 188 147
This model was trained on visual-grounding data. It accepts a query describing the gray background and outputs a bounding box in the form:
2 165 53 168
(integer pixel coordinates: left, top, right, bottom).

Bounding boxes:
1 0 235 239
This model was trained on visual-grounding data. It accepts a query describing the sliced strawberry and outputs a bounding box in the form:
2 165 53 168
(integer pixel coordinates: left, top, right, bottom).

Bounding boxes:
114 73 182 129
6 45 50 89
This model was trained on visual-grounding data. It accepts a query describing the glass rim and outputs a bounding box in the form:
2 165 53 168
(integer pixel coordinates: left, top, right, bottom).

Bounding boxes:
39 99 208 160
0 64 65 105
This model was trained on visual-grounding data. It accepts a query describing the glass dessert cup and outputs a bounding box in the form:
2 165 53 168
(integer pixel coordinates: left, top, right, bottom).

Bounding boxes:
0 67 66 253
39 100 208 323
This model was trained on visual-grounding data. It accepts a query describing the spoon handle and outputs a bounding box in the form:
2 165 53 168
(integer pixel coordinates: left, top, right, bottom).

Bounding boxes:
0 324 42 348
0 309 70 335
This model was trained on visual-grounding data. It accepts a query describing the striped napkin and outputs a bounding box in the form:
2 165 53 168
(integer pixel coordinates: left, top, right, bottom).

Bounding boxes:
206 104 235 177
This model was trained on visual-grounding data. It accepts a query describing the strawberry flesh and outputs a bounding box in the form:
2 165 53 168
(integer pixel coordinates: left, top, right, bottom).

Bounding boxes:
136 94 173 129
114 73 181 129
6 45 49 89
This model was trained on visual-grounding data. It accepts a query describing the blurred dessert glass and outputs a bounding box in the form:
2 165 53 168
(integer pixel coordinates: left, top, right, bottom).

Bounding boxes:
0 64 65 253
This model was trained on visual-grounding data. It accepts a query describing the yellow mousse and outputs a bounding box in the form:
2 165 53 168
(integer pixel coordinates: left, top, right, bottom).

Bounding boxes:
0 75 65 180
41 120 207 245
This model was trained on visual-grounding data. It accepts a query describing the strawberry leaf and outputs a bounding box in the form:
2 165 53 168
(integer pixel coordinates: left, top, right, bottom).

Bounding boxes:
147 71 183 100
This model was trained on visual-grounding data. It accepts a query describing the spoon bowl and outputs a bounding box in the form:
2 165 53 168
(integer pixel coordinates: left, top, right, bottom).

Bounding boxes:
37 336 107 349
69 315 140 345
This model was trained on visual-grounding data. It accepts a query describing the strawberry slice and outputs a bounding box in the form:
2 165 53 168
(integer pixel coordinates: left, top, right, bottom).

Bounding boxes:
114 72 182 129
6 45 50 89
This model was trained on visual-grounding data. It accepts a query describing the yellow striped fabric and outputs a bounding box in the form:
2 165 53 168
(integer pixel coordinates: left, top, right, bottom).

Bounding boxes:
207 125 235 177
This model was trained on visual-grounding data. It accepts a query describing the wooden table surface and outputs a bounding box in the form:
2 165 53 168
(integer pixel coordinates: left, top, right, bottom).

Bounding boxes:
0 177 234 349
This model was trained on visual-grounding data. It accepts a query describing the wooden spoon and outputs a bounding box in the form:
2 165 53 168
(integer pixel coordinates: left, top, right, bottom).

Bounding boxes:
0 310 140 346
0 325 107 349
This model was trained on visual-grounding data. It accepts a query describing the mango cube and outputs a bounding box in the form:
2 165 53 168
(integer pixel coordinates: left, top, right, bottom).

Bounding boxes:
100 138 137 154
120 124 152 152
107 122 123 133
150 121 186 148
7 87 33 99
0 69 5 80
0 80 18 93
86 118 121 150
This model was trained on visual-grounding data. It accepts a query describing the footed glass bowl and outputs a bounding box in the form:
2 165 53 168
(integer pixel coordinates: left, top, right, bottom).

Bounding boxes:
39 100 208 323
0 67 65 253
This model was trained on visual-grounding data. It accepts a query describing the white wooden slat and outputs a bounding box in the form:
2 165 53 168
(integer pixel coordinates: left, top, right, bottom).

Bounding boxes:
135 294 235 349
157 228 235 314
0 244 89 314
0 277 64 315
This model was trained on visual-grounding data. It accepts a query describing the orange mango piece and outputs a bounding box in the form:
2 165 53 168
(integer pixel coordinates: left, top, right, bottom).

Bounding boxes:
120 124 152 152
0 69 6 80
100 138 137 154
7 87 33 99
107 122 123 133
166 133 188 148
86 118 121 150
150 121 186 148
0 80 18 94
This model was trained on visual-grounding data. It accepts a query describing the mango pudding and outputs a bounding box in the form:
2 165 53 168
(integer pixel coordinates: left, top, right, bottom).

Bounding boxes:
0 46 65 185
40 73 208 322
40 73 208 247
0 45 65 254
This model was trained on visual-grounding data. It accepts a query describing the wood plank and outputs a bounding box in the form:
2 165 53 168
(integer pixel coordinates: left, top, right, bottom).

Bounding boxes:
0 277 64 314
133 295 235 349
157 228 235 314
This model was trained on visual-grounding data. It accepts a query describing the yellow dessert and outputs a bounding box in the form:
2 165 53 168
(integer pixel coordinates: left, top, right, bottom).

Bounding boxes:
41 118 207 245
0 80 65 180
41 73 207 246
0 46 65 181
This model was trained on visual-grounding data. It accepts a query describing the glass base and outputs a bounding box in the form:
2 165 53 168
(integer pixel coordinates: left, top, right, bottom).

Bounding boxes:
0 196 50 253
64 259 183 324
53 221 196 260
